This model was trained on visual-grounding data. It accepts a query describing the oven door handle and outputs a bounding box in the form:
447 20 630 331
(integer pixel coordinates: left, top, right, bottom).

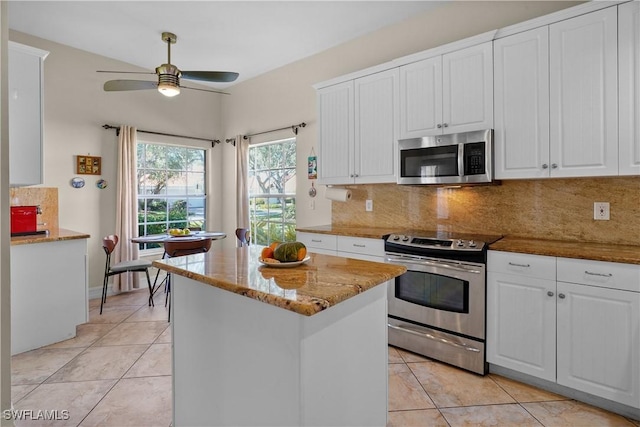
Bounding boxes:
385 255 482 274
388 323 481 353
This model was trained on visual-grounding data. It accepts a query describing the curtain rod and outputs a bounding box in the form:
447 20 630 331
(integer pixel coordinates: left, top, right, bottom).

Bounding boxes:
243 122 306 140
102 124 222 148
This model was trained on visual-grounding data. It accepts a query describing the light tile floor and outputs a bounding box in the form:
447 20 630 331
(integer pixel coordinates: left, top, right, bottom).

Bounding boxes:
10 289 640 427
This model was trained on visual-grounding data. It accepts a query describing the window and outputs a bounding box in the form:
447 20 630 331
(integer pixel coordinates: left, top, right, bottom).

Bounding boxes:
248 138 296 246
137 142 206 250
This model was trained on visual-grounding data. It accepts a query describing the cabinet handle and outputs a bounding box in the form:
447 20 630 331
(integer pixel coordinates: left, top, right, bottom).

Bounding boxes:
551 163 558 169
542 164 549 169
443 123 448 128
311 239 322 243
353 244 366 248
437 124 442 129
547 291 554 297
585 271 613 278
558 293 566 299
355 174 359 177
508 262 530 268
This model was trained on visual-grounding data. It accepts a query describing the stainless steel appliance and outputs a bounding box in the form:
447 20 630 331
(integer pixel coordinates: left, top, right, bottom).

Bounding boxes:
397 129 494 185
385 231 501 374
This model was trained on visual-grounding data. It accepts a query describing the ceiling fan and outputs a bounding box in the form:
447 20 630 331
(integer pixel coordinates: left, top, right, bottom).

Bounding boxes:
99 32 239 97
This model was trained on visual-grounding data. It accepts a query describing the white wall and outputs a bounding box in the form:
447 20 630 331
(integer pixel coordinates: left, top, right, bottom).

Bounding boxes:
220 0 581 242
8 31 225 292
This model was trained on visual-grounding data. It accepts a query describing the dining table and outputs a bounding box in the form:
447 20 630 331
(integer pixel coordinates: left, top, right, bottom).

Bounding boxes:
131 231 227 306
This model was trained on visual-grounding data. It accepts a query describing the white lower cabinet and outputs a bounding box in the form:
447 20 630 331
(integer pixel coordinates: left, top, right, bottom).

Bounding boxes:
488 251 640 409
297 232 337 256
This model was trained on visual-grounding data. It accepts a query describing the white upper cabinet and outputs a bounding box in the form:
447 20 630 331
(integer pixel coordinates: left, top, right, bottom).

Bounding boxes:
494 27 550 179
399 42 493 139
442 42 493 134
549 7 618 177
619 1 640 175
9 42 48 186
354 68 398 184
317 81 354 185
317 69 398 185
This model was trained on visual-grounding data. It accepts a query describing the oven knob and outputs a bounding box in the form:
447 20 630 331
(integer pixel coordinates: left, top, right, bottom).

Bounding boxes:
468 240 477 247
456 240 464 247
392 235 400 241
402 236 410 241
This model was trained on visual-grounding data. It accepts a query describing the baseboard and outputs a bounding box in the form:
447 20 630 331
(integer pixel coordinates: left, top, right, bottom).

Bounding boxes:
489 364 640 421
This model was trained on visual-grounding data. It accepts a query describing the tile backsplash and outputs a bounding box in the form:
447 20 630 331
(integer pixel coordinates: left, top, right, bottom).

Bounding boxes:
10 187 59 231
331 177 640 245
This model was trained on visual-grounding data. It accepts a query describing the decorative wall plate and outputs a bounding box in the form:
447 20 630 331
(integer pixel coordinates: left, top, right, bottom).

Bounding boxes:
70 177 85 188
96 179 108 189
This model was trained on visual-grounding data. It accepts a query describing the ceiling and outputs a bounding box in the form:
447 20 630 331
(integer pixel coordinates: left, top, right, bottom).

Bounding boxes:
7 1 446 89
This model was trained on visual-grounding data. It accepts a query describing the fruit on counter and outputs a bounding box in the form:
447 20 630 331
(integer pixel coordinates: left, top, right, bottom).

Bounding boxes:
261 257 281 264
273 241 307 262
269 241 280 251
261 247 274 260
168 228 191 236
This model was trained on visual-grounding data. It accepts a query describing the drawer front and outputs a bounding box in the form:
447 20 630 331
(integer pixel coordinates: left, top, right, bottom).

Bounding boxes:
297 232 337 252
557 258 640 293
488 250 556 281
337 236 385 257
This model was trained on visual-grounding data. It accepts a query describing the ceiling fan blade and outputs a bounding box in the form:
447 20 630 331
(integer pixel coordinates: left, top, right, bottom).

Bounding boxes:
180 85 230 96
97 70 156 75
181 71 239 83
104 80 158 91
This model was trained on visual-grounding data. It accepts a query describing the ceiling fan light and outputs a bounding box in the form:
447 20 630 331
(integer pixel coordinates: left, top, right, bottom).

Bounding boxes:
158 82 180 97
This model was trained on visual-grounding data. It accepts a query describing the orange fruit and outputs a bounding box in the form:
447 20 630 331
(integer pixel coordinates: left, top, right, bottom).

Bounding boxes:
269 241 280 251
261 247 274 259
297 247 307 261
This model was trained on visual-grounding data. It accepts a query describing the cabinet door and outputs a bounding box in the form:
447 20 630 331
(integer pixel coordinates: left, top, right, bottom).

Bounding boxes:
9 43 46 186
354 69 399 184
619 1 640 175
494 27 550 179
487 271 556 382
557 282 640 407
442 42 493 134
549 7 618 177
317 81 354 185
399 56 442 138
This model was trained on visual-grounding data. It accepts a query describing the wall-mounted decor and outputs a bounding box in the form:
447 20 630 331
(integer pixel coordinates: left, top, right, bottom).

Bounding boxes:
70 177 85 188
308 148 317 180
76 155 101 175
96 179 108 189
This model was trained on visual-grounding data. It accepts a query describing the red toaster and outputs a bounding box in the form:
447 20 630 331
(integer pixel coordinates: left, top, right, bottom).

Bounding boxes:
11 206 39 235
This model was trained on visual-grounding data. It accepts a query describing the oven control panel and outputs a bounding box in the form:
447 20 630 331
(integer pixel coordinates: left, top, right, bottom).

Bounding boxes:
386 234 486 252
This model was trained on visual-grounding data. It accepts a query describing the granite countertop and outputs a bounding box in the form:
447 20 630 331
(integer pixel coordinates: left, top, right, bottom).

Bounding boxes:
490 237 640 265
153 245 406 316
296 224 399 239
10 228 91 246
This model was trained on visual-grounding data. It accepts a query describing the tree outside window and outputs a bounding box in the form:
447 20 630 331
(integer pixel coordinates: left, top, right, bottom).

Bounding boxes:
137 143 206 250
248 138 296 246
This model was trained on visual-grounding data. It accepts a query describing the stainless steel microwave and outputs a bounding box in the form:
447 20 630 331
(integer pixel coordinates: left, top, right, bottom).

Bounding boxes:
397 129 494 185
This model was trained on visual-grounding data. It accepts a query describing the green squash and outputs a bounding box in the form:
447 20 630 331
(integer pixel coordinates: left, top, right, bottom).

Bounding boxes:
273 242 306 262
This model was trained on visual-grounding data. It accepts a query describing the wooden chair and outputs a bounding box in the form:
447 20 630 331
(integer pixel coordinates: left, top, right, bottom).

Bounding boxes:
162 238 212 321
101 235 153 315
235 228 251 246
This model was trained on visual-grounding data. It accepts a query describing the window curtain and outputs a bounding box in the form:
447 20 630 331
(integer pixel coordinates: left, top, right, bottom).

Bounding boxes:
113 125 140 292
236 134 250 245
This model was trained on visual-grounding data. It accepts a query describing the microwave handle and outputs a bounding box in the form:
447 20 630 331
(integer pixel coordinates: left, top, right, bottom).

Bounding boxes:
457 143 464 177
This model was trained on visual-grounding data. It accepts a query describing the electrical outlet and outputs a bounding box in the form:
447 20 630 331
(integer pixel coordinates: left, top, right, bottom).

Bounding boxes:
594 202 610 220
365 199 373 212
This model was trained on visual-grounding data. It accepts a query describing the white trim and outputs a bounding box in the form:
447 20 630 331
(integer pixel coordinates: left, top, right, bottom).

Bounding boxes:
8 41 49 59
494 1 628 40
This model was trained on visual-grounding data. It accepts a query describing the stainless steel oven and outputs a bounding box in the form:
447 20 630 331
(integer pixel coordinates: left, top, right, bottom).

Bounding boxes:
385 233 501 375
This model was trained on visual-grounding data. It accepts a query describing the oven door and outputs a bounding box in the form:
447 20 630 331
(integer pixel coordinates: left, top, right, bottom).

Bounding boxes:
386 253 486 340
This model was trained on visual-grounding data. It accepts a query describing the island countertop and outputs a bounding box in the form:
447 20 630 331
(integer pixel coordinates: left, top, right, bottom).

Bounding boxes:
10 228 90 246
153 245 406 316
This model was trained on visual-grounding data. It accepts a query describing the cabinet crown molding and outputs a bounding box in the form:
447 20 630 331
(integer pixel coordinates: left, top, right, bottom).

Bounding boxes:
8 41 49 60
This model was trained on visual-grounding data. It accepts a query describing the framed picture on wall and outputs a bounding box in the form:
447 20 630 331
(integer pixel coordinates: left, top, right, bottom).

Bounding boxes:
76 155 101 175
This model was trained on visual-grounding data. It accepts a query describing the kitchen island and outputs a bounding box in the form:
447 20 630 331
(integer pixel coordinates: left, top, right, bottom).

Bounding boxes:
10 228 90 354
154 245 406 427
